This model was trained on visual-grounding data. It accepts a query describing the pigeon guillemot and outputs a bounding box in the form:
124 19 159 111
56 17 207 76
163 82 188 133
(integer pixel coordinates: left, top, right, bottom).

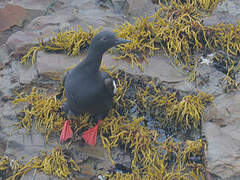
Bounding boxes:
60 31 131 146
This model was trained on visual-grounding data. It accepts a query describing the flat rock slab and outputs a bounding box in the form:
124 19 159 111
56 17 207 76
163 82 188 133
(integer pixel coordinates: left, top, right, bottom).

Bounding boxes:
205 122 240 180
36 51 187 84
0 101 57 164
6 31 39 56
0 4 26 31
204 93 240 179
103 54 187 83
37 52 80 74
5 130 55 162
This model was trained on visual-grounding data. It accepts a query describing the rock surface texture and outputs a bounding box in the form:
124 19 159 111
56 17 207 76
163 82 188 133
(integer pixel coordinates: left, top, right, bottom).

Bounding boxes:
0 0 239 179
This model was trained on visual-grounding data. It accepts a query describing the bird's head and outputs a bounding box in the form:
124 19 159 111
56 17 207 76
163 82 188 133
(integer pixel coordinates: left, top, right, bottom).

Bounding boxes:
88 31 131 54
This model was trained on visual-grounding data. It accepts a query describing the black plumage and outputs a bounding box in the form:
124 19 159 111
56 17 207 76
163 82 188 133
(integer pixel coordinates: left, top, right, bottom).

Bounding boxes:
63 31 130 120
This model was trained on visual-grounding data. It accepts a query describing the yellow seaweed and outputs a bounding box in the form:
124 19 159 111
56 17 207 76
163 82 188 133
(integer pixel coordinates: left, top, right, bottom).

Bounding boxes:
12 88 65 142
20 26 102 64
9 146 80 179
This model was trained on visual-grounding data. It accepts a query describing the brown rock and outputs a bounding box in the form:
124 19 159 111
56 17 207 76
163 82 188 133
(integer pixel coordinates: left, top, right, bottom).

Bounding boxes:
0 4 26 32
5 11 75 56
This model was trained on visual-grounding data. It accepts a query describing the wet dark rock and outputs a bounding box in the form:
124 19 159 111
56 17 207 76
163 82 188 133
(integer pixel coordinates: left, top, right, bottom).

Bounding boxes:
113 163 132 173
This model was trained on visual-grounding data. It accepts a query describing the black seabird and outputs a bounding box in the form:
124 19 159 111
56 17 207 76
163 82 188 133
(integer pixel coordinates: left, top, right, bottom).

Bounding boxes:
60 31 131 146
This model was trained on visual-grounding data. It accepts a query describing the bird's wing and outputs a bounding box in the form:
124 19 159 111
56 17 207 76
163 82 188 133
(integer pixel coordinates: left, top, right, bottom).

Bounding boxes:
63 69 71 86
101 71 116 96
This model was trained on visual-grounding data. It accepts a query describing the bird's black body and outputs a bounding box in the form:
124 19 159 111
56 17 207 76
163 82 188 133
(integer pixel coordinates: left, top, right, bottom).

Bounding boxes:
63 31 130 119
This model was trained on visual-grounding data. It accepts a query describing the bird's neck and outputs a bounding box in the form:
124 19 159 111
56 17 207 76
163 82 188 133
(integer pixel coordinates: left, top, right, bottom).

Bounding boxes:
76 48 104 71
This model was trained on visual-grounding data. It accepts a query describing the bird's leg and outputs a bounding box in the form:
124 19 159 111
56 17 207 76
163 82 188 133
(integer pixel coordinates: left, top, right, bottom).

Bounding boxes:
60 120 73 143
82 120 102 146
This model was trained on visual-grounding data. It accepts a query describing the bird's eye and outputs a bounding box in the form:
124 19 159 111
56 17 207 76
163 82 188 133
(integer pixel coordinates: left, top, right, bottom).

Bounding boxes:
101 37 107 41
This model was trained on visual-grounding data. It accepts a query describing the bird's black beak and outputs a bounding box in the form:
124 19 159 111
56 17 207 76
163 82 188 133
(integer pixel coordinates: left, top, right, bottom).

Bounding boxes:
115 38 131 45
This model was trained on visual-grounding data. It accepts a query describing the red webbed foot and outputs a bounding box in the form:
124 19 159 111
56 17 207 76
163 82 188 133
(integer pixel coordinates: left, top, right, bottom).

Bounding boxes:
82 120 102 146
60 120 73 143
